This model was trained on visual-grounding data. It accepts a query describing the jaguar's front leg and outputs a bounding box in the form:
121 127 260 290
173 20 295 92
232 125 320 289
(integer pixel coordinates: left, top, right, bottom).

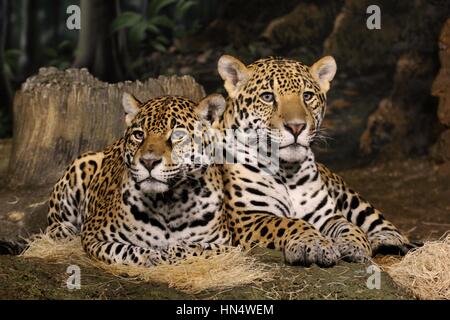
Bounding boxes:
81 234 233 267
339 189 416 255
228 212 340 267
317 214 372 263
319 164 417 255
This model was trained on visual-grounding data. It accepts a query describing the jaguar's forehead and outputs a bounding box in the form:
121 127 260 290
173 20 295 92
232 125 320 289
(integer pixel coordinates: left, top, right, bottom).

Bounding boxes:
247 57 319 93
131 96 199 133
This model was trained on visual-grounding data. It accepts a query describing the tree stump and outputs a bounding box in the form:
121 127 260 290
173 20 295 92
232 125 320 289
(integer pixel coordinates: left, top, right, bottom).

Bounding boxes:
7 67 205 187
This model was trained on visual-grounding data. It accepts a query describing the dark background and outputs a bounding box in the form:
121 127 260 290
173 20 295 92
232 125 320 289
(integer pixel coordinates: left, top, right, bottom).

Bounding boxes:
0 0 449 165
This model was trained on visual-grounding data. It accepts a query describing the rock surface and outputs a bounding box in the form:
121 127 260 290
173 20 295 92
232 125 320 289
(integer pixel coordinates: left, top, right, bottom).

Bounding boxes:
262 1 342 55
359 53 439 158
431 19 450 170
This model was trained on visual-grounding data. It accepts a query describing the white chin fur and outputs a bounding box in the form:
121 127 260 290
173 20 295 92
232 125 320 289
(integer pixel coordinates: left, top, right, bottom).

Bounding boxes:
140 180 169 193
279 145 309 163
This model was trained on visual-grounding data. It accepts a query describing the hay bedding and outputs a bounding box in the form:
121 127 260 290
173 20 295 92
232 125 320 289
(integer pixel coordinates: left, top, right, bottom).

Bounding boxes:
21 234 273 294
21 233 450 298
383 234 450 300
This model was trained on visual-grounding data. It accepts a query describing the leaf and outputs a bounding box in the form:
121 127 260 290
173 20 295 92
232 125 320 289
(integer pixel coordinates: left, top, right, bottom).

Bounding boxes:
111 12 142 32
58 61 71 70
175 0 197 18
155 35 170 45
4 49 21 60
57 40 73 51
43 48 58 59
130 57 145 70
128 19 149 45
152 42 167 52
149 15 175 29
148 0 177 17
145 21 160 34
3 62 12 79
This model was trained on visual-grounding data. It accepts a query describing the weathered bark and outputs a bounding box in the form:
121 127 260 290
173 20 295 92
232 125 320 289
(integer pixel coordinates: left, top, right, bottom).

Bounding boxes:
7 68 205 187
73 0 125 82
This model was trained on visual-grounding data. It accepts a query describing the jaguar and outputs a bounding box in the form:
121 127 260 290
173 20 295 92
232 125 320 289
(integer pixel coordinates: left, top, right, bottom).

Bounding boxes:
2 93 232 266
217 54 416 266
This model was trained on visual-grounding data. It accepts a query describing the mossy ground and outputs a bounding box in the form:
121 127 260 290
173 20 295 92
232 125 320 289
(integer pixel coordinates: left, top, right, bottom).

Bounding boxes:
0 248 412 300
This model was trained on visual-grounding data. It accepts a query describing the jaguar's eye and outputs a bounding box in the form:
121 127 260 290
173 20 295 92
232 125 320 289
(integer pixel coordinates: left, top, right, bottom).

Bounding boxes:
133 130 144 140
303 91 314 102
171 129 187 144
260 92 275 103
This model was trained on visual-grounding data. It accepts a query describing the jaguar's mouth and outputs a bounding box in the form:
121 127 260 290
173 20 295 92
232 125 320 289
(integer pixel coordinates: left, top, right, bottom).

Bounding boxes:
138 176 167 184
279 142 308 150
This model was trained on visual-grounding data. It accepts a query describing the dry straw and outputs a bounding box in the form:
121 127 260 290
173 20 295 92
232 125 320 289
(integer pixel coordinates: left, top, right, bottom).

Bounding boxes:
386 233 450 300
21 234 273 294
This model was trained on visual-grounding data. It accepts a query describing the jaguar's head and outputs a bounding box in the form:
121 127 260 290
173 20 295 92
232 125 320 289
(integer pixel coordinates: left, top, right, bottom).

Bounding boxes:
218 55 336 162
122 93 225 193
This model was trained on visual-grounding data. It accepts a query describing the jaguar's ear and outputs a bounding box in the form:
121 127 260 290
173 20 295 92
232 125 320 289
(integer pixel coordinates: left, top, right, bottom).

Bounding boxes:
195 94 226 125
218 55 252 98
122 92 141 126
310 56 337 93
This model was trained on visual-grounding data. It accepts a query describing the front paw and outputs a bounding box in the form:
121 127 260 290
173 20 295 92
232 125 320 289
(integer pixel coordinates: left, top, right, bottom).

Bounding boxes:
335 237 371 263
370 232 419 256
284 237 340 268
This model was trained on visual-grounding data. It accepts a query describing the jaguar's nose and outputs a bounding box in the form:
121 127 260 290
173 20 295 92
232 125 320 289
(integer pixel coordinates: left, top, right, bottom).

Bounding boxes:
141 158 162 171
284 123 306 139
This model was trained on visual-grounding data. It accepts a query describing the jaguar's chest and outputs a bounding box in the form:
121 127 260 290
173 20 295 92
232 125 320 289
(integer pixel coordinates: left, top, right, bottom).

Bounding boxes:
283 165 336 218
116 171 224 245
226 160 336 219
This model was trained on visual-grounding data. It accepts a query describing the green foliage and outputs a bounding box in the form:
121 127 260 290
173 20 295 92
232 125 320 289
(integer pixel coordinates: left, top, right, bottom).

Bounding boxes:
147 0 177 18
224 42 273 64
173 0 199 38
112 0 199 53
3 49 21 80
44 40 75 70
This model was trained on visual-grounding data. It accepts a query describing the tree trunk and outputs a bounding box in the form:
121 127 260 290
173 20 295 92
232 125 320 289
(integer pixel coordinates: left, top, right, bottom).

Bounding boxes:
52 0 61 48
115 0 133 79
73 0 125 82
0 0 12 132
7 68 205 187
18 0 38 78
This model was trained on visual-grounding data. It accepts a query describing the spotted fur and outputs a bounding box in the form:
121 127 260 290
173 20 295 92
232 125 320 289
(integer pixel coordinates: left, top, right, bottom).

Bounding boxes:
217 55 415 265
46 94 231 266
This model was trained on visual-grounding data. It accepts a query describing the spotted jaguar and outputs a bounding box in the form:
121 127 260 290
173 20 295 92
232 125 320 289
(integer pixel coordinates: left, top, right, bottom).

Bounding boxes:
217 55 416 266
43 93 231 266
